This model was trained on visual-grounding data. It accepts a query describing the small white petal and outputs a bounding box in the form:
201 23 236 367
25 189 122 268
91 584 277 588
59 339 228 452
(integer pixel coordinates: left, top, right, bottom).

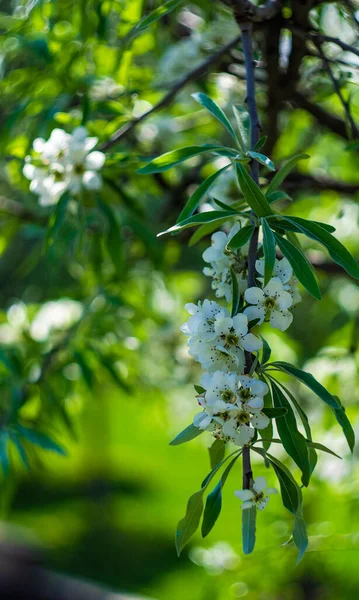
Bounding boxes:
241 332 262 352
241 500 255 510
83 170 102 190
253 476 267 493
263 277 283 297
276 290 293 310
266 487 278 495
232 313 249 335
245 286 265 305
234 489 255 501
193 412 212 429
251 412 270 429
257 497 269 511
270 309 293 331
85 151 106 170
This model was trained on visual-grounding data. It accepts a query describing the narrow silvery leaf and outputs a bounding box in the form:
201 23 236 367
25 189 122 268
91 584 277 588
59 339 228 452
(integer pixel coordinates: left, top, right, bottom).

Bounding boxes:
242 506 256 555
209 438 226 469
274 232 321 300
158 210 237 237
248 151 275 171
261 219 276 285
192 93 239 146
293 514 308 563
270 380 311 486
170 423 204 446
177 165 231 222
236 164 273 217
233 105 250 153
138 145 231 174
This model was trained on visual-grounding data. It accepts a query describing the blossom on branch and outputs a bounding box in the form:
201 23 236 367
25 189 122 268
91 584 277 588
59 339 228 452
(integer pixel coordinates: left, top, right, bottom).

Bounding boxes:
234 476 278 511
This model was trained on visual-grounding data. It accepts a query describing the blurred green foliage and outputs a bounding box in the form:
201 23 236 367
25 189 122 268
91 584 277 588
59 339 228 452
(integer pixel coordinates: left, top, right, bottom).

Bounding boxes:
0 0 359 598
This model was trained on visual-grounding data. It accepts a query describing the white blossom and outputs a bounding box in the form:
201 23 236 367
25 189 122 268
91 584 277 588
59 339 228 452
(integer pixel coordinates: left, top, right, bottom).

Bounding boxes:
256 257 301 305
244 277 293 331
202 224 247 303
23 126 105 205
234 476 278 510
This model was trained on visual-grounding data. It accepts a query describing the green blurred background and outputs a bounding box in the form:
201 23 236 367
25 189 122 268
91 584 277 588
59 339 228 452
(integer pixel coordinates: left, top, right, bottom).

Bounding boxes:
0 0 359 598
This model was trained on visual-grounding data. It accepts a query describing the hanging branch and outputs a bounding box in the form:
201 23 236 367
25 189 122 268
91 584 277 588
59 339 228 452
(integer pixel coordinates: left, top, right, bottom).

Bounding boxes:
314 40 358 138
240 21 261 490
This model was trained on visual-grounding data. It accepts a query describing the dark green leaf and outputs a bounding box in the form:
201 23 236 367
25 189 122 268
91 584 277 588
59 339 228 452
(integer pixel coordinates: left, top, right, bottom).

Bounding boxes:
138 145 234 174
202 452 241 537
262 407 288 418
231 268 241 317
261 337 271 365
293 514 308 563
0 433 9 475
236 163 273 217
209 439 226 469
194 385 206 394
227 224 254 250
233 105 250 153
132 0 184 32
265 452 302 515
270 380 311 486
73 351 94 390
189 218 232 246
242 506 256 555
45 193 70 250
10 434 29 469
266 190 292 204
282 216 359 279
177 165 231 222
248 151 275 171
98 199 123 275
253 135 267 151
170 423 204 446
158 211 237 237
266 362 355 452
261 219 276 285
192 93 239 145
266 153 309 195
274 233 321 300
14 425 66 456
175 489 204 556
307 441 342 459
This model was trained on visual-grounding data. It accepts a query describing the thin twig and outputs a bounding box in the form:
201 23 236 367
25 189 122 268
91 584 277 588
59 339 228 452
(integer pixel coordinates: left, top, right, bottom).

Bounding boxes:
240 21 262 490
100 34 242 150
291 26 359 59
222 0 283 22
314 40 358 138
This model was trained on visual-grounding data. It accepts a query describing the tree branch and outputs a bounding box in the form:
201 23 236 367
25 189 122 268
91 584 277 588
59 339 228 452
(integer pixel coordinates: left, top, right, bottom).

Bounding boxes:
314 40 358 137
222 0 283 22
240 20 262 490
291 26 359 59
100 34 242 150
292 91 349 140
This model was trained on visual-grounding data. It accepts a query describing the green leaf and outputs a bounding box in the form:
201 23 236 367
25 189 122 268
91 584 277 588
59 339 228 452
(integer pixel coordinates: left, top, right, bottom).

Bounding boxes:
175 489 204 556
45 192 70 250
231 268 241 317
261 219 276 285
293 514 308 563
177 165 231 222
194 384 206 394
170 423 204 446
10 434 29 469
227 224 254 250
14 425 66 456
253 135 267 151
132 0 184 32
96 353 131 393
0 432 9 475
202 452 241 537
248 151 275 171
175 449 240 554
242 506 256 555
270 380 311 486
233 105 250 154
266 362 355 452
261 338 271 365
192 93 239 145
73 351 94 390
266 190 292 204
236 163 273 217
265 451 302 515
282 216 359 279
306 441 342 459
273 232 321 300
209 439 226 469
262 407 288 418
266 153 309 195
138 145 234 174
158 210 237 237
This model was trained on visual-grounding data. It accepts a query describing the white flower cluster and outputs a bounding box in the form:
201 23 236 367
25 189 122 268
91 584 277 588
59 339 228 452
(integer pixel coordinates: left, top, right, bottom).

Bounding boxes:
23 126 105 206
202 225 248 302
181 226 302 509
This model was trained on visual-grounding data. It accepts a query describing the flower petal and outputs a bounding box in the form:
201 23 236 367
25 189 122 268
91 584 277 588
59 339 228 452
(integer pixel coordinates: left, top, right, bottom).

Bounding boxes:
243 305 265 325
270 309 293 331
241 500 255 510
85 151 106 170
276 290 293 310
251 412 270 429
266 487 278 495
263 277 283 297
241 332 262 352
253 476 267 493
234 489 254 501
245 286 265 305
83 171 102 190
257 496 269 511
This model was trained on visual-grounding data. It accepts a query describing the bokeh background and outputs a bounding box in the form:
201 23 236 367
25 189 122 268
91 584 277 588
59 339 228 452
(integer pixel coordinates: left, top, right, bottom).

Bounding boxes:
1 0 359 598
